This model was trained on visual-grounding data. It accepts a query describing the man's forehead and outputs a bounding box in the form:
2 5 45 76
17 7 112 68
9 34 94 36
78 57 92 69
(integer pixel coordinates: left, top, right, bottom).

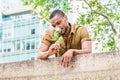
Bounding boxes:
50 15 63 24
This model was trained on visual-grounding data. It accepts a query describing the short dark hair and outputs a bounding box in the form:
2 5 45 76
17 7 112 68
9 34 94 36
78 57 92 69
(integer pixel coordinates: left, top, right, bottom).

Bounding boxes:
49 9 65 19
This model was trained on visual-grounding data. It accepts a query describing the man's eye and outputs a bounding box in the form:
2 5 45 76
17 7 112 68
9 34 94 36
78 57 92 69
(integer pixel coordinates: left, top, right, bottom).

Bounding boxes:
52 25 55 27
56 21 61 25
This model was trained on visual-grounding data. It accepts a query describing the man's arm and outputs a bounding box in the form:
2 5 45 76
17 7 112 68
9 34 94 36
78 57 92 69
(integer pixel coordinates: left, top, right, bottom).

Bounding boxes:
72 40 92 55
37 43 50 59
37 42 60 59
60 41 92 67
72 27 92 55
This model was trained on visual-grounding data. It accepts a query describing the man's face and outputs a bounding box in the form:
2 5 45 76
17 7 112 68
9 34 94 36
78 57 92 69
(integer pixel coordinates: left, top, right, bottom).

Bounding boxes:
50 14 68 35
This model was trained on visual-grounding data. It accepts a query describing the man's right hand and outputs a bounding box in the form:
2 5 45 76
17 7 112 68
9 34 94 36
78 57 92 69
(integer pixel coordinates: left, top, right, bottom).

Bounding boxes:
47 41 60 56
37 42 60 59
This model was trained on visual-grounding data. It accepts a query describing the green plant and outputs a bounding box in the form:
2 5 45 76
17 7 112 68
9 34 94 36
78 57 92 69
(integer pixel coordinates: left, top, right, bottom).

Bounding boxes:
52 28 64 56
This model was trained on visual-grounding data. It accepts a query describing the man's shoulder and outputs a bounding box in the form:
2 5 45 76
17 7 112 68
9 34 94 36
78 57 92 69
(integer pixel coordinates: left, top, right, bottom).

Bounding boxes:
74 25 87 31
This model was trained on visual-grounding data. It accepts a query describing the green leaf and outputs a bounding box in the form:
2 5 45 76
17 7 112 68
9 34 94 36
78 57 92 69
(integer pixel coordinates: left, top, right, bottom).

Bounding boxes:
58 36 64 44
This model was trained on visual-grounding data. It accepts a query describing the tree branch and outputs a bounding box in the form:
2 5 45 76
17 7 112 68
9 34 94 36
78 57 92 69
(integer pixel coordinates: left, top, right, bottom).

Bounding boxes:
84 0 117 35
115 0 120 5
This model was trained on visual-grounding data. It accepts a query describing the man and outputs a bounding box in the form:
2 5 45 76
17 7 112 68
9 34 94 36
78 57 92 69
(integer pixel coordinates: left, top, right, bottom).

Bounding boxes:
37 9 92 67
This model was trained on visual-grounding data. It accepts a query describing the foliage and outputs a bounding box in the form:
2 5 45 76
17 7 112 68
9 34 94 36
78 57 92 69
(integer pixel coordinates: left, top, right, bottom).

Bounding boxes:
52 28 63 44
21 0 120 52
76 0 120 52
22 0 71 25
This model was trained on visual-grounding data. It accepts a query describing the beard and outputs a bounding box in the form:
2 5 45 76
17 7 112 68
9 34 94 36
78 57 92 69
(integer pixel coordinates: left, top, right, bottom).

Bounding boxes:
61 26 67 35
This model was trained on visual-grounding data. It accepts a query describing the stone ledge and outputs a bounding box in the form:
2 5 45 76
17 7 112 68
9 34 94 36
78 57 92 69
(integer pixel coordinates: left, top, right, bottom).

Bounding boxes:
0 51 120 80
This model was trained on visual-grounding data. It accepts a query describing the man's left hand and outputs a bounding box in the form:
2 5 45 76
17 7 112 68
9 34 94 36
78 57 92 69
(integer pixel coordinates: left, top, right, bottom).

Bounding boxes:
60 49 74 68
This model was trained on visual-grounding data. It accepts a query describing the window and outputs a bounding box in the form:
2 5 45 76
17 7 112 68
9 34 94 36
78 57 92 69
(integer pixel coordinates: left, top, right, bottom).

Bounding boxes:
8 33 11 37
4 49 6 52
26 42 30 50
0 49 2 53
31 57 35 60
31 42 35 49
14 41 20 51
17 42 20 50
36 41 39 49
31 29 35 35
0 32 2 39
22 41 25 51
7 48 11 52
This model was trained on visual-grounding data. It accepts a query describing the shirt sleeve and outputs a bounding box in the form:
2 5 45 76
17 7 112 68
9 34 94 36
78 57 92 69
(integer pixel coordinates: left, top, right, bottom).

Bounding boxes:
41 30 53 46
80 27 91 43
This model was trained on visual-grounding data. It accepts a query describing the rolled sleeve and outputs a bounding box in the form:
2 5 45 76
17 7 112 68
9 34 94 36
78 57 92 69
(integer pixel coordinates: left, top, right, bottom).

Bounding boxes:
41 30 53 46
80 27 91 43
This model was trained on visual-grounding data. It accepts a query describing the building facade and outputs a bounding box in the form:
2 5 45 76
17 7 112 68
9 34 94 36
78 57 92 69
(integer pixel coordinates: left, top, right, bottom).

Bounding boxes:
0 0 50 63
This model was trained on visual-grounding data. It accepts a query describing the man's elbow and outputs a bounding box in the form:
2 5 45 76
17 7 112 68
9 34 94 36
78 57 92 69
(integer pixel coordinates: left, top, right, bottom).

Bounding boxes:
37 54 42 59
88 50 92 53
87 45 92 53
85 49 92 54
37 54 43 60
37 53 48 60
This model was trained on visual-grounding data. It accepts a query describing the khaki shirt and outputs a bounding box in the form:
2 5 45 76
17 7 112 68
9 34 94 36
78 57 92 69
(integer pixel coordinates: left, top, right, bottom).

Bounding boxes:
41 24 91 56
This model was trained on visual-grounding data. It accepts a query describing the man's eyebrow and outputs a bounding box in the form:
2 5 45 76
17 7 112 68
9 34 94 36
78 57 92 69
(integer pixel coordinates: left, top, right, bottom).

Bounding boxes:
52 25 55 27
56 20 61 23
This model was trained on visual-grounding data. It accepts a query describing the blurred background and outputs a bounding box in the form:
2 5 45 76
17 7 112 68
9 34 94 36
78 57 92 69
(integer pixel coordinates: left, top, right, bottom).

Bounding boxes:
0 0 120 63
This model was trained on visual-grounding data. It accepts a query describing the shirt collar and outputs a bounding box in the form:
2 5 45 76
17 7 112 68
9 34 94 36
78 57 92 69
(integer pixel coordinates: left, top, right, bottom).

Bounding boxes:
69 23 75 36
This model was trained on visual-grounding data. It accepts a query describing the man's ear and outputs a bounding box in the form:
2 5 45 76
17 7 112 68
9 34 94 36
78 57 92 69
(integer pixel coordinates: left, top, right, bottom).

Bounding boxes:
64 15 68 20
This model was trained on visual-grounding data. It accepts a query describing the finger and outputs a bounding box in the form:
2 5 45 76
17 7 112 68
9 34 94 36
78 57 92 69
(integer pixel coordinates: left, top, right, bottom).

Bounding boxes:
63 56 72 68
66 57 71 67
55 42 60 48
56 43 60 49
52 44 59 50
64 61 68 68
63 56 69 68
51 44 58 50
60 56 65 67
67 57 71 67
57 42 60 48
60 57 63 66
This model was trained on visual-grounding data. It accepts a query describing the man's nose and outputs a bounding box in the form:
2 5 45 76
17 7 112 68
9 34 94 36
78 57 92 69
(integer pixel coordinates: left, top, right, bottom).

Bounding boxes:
55 26 60 28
